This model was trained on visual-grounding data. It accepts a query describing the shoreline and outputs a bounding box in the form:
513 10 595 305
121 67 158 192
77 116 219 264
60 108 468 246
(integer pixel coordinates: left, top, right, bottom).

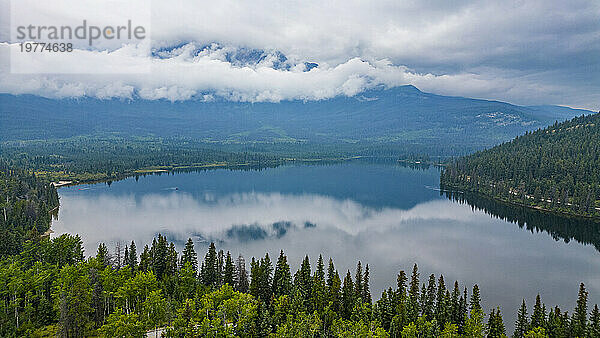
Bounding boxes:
442 184 600 222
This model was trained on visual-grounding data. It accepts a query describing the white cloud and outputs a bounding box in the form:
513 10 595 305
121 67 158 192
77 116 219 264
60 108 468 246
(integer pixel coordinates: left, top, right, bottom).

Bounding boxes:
0 0 598 108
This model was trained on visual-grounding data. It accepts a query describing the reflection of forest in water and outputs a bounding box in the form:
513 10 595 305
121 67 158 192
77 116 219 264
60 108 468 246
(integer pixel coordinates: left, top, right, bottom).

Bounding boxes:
442 190 600 252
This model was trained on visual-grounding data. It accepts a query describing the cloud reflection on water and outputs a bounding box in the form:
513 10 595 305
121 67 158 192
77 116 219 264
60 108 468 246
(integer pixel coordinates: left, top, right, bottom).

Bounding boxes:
53 190 600 330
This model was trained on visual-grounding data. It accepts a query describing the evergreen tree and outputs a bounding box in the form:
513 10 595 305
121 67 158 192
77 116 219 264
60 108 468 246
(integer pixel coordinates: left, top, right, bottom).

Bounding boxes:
167 242 178 275
530 294 545 329
223 251 235 286
408 264 420 322
260 253 274 303
123 246 130 268
180 238 197 273
363 264 372 305
470 284 482 313
294 255 312 311
96 243 110 268
217 249 224 286
571 283 588 337
326 258 336 290
273 250 292 298
311 255 327 313
128 241 137 270
354 261 363 303
458 287 468 332
514 299 530 338
435 274 447 326
588 304 600 338
139 245 151 272
315 254 325 282
450 281 461 324
422 274 436 319
545 306 565 337
152 234 168 278
235 254 249 293
329 270 342 313
486 307 506 337
341 270 355 319
201 242 218 287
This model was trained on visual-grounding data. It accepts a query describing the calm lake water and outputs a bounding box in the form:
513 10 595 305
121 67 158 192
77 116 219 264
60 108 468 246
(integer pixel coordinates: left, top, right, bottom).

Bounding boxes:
52 162 600 329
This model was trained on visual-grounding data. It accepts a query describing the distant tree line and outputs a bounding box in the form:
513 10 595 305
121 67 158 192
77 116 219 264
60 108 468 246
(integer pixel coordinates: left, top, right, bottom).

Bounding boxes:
0 136 282 184
442 113 600 218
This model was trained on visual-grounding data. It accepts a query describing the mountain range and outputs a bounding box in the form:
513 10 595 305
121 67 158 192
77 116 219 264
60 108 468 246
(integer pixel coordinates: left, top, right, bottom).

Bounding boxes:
0 85 592 156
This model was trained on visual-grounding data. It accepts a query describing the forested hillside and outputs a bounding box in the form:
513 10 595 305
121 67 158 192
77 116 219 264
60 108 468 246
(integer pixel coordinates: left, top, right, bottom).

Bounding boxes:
441 113 600 218
0 161 59 257
1 136 282 183
0 87 590 156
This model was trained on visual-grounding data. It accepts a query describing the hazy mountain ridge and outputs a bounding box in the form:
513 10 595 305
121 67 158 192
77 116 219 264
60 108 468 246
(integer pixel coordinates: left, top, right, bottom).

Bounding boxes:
0 86 591 155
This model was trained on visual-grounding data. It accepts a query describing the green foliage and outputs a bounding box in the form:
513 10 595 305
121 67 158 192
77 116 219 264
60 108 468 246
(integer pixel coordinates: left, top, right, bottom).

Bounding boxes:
442 113 600 218
486 307 506 337
0 162 59 257
100 309 145 337
0 234 597 337
524 326 548 338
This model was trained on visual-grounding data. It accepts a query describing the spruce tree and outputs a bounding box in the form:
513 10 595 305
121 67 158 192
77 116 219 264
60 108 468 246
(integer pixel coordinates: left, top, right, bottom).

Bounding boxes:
408 264 420 322
153 234 168 278
180 238 197 273
530 294 545 329
96 243 110 268
486 307 505 337
128 241 137 269
200 242 218 287
315 255 325 283
458 288 467 331
223 251 235 286
260 253 273 303
311 255 326 313
470 284 482 313
123 246 130 268
363 264 372 305
571 283 588 337
326 258 336 290
329 270 342 313
450 281 461 324
294 255 312 310
167 242 178 276
514 299 529 338
588 304 600 338
397 270 408 299
217 250 224 286
422 274 436 319
341 270 355 319
354 261 363 303
139 245 151 272
435 274 447 326
235 254 249 293
273 250 292 298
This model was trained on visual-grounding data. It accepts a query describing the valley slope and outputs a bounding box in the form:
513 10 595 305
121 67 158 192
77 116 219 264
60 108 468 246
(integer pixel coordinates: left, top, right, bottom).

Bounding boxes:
0 86 591 157
441 113 600 219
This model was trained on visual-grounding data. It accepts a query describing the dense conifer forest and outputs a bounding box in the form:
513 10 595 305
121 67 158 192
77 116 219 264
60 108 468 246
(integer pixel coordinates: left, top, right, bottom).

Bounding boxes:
0 160 59 257
0 136 282 183
441 113 600 219
1 232 597 337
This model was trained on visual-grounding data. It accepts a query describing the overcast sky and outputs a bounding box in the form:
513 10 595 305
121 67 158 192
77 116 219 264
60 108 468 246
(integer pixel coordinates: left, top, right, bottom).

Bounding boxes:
0 0 598 109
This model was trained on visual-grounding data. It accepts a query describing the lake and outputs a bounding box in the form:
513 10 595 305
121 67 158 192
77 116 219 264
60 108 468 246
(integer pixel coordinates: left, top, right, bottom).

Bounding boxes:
52 162 600 329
